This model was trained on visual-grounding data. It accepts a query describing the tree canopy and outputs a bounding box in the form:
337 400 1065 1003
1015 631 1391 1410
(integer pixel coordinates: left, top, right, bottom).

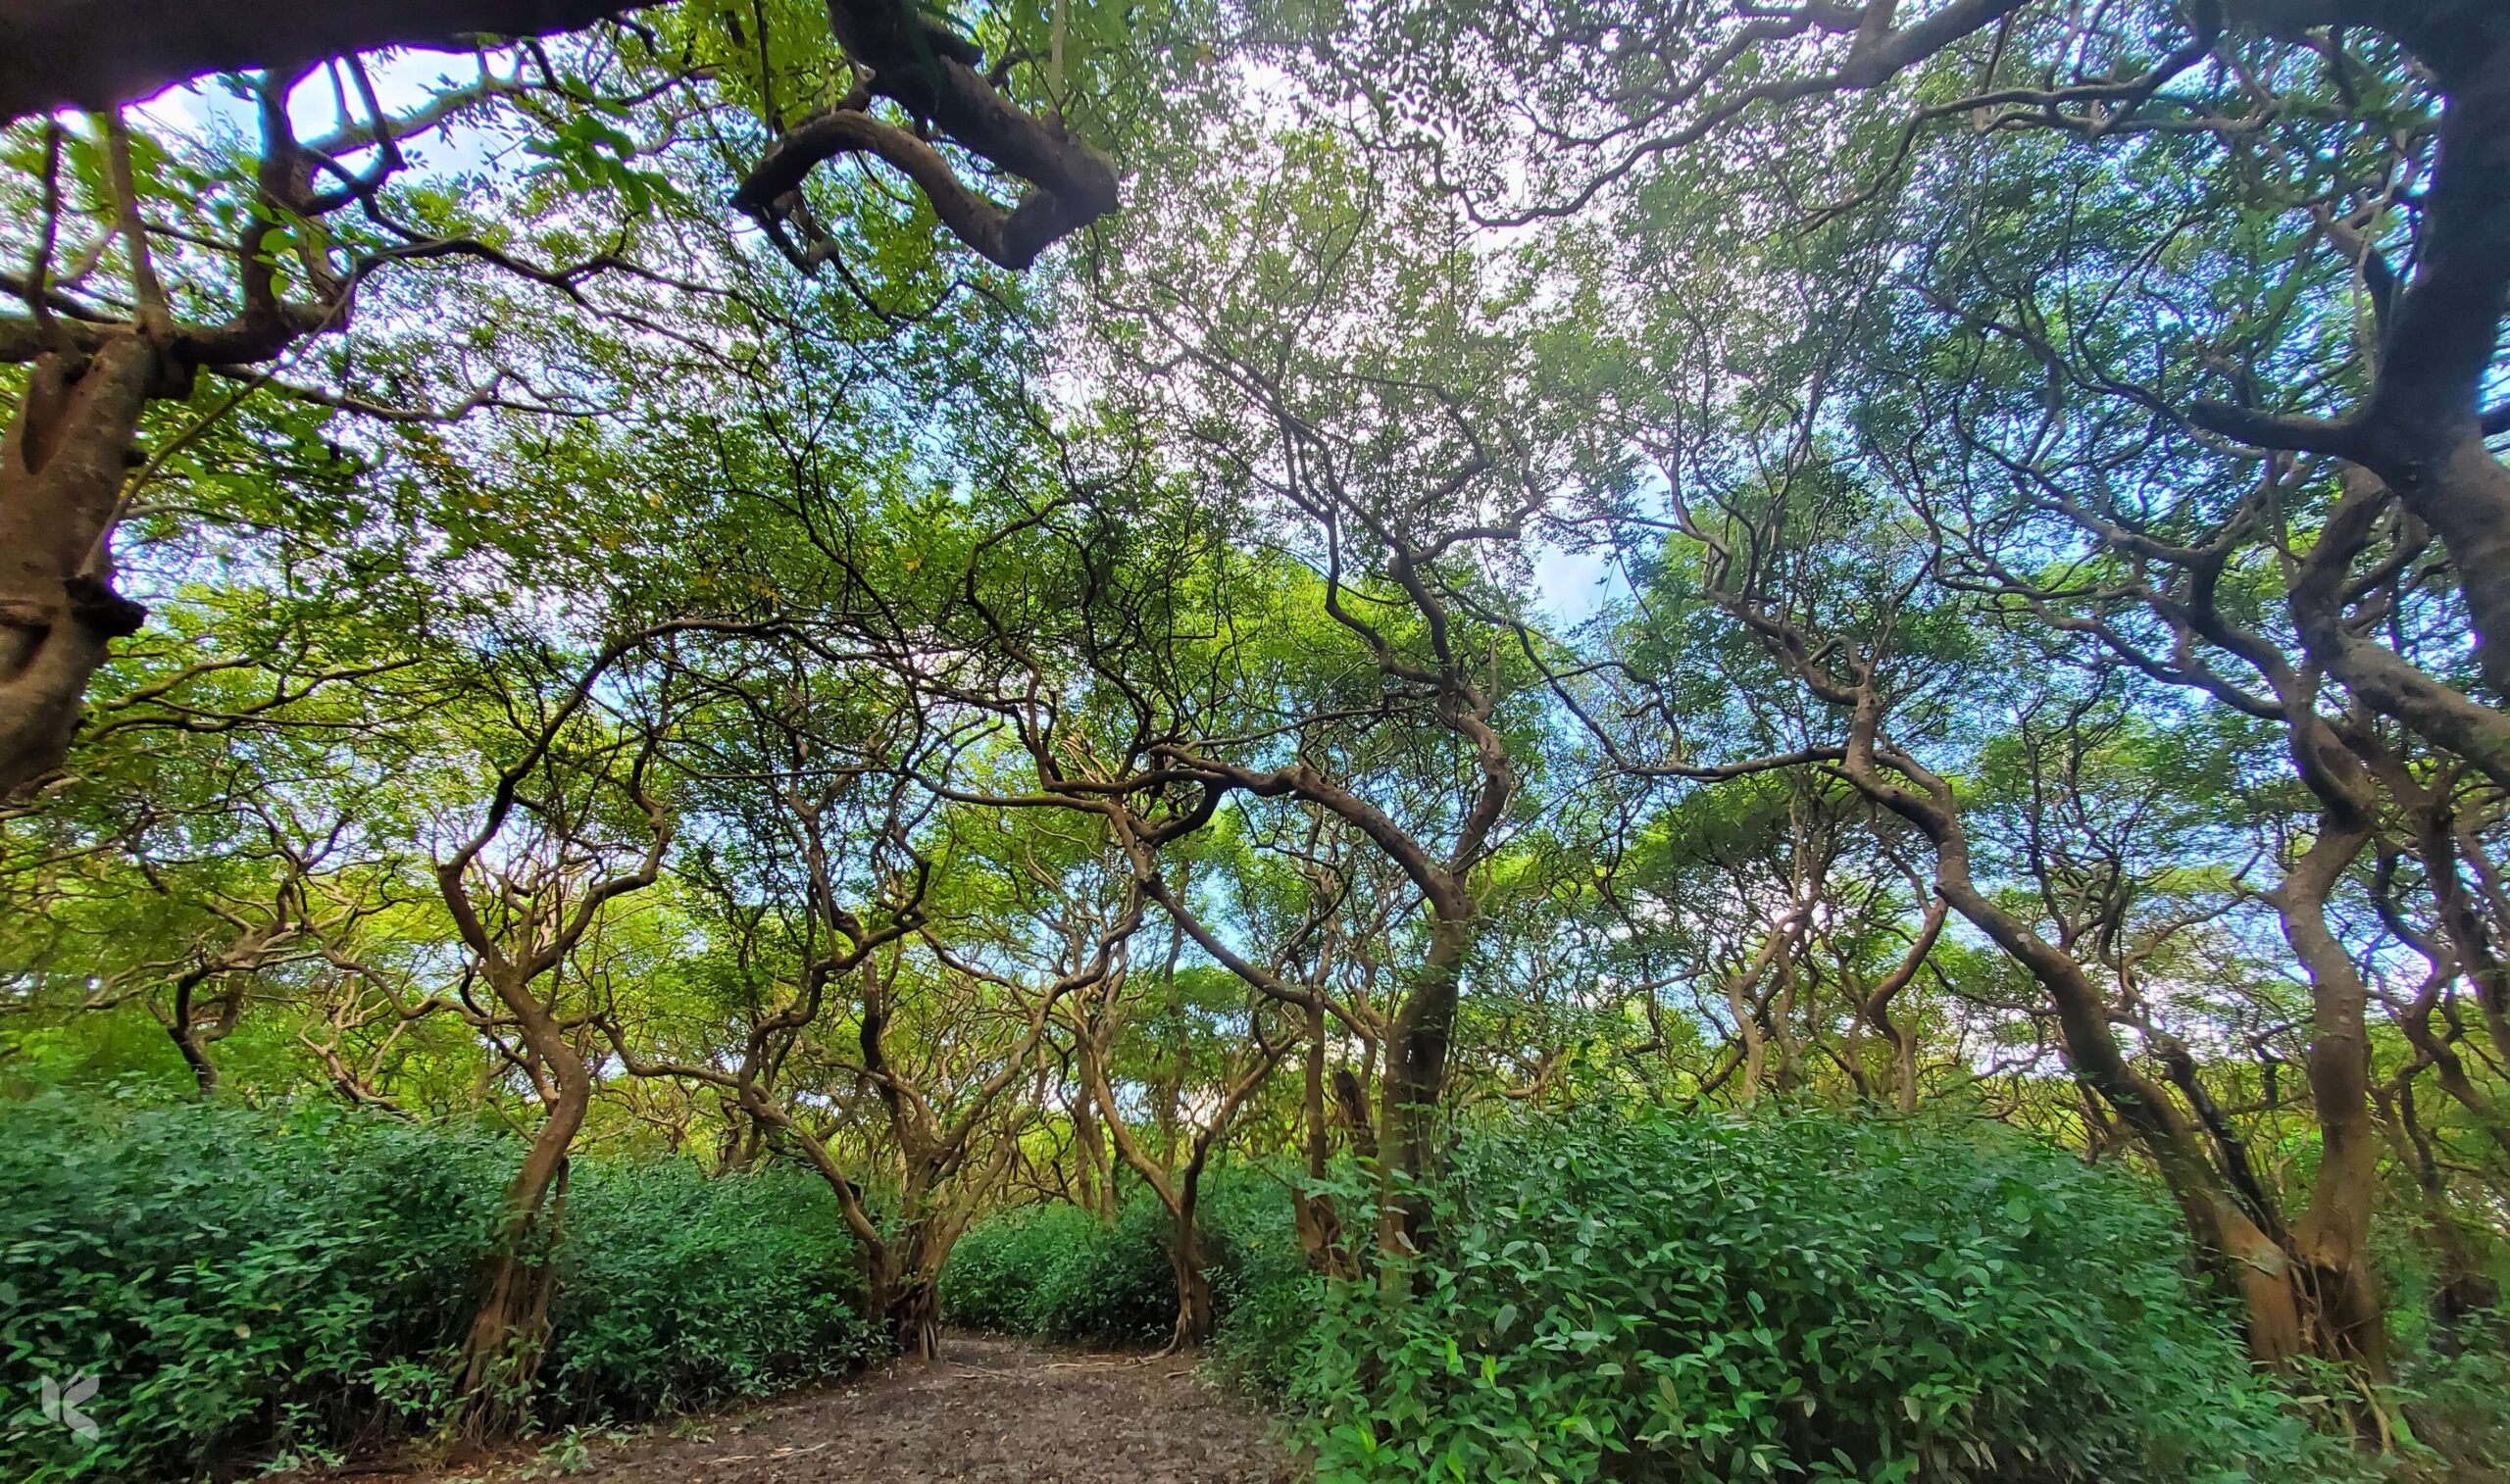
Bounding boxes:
5 0 2509 1475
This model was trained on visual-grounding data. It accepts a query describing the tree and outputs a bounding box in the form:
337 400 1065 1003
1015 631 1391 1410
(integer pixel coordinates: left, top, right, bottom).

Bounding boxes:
1272 0 2510 688
1068 893 1294 1344
428 624 717 1430
1 0 1136 793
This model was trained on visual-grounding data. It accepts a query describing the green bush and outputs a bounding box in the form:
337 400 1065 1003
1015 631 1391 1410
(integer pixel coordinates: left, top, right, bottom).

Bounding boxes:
1203 1175 1324 1399
944 1171 1308 1349
0 1095 511 1482
942 1197 1176 1343
0 1095 871 1482
1294 1109 2335 1484
1207 1249 1324 1401
935 1202 1072 1333
2394 1319 2510 1479
1024 1195 1184 1344
542 1159 876 1420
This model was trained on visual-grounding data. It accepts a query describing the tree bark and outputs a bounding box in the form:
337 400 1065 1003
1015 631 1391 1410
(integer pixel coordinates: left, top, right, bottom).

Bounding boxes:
1375 909 1472 1258
1292 997 1347 1273
870 1212 955 1360
1072 1088 1111 1224
2351 51 2510 699
0 0 633 124
453 1014 589 1439
167 965 248 1098
2269 816 2392 1385
1727 960 1768 1107
1721 917 1801 1109
1170 1217 1217 1348
0 339 156 795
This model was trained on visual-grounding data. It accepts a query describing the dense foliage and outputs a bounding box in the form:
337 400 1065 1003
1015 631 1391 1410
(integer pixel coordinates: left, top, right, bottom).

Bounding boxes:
943 1174 1308 1348
0 1097 869 1481
538 1159 878 1420
5 0 2510 1477
947 1199 1184 1343
1288 1112 2334 1483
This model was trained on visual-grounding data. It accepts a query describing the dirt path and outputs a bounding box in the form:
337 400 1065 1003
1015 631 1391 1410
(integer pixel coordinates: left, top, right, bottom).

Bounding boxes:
355 1336 1301 1484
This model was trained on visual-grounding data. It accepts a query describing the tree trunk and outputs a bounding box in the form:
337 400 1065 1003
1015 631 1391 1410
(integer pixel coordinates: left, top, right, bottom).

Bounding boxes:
1376 909 1471 1260
1727 965 1767 1107
872 1218 953 1361
452 1025 590 1437
882 1272 943 1361
1170 1217 1216 1348
2223 1220 2309 1369
1849 899 1941 1118
1332 1066 1377 1164
1073 1039 1115 1224
452 1162 574 1439
167 962 251 1098
1293 999 1347 1273
0 338 157 795
2355 132 2510 697
2271 818 2391 1387
0 0 632 124
168 980 225 1097
170 1019 222 1097
1769 949 1804 1093
858 1157 970 1362
2324 21 2510 698
1074 1105 1102 1220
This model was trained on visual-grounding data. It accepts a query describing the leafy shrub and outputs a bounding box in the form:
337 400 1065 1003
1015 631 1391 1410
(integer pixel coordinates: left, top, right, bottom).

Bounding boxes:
0 1095 510 1482
1207 1252 1324 1401
0 1095 870 1482
1203 1175 1324 1399
1294 1109 2334 1483
944 1171 1308 1349
942 1197 1175 1343
935 1202 1074 1333
542 1159 874 1419
1024 1195 1184 1344
2393 1318 2510 1480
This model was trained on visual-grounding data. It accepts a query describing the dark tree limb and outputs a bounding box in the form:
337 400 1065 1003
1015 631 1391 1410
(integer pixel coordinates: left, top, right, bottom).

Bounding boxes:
731 0 1120 271
0 0 636 124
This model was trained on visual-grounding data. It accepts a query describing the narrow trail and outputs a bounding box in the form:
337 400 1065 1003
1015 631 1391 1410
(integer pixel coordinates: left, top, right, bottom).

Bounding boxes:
368 1336 1300 1484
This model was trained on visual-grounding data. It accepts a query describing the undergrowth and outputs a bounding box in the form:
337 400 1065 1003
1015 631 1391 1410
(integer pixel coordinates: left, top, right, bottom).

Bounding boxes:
942 1171 1308 1350
9 1094 2495 1483
1259 1109 2361 1483
0 1094 870 1482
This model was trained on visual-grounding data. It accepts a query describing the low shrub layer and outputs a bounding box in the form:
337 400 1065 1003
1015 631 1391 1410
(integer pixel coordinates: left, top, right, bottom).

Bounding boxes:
1285 1109 2336 1483
541 1156 876 1420
942 1172 1307 1350
0 1095 870 1482
944 1195 1186 1344
945 1200 1164 1342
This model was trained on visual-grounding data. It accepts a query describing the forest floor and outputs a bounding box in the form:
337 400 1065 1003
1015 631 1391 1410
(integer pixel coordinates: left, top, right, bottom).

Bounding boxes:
315 1335 1301 1483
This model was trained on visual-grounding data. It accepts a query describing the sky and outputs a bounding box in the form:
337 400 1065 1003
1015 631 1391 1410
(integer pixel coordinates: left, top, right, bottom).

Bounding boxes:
129 47 514 177
1531 541 1619 627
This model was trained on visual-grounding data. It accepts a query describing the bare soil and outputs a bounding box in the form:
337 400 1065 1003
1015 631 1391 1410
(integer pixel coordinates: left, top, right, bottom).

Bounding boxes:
318 1336 1301 1484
